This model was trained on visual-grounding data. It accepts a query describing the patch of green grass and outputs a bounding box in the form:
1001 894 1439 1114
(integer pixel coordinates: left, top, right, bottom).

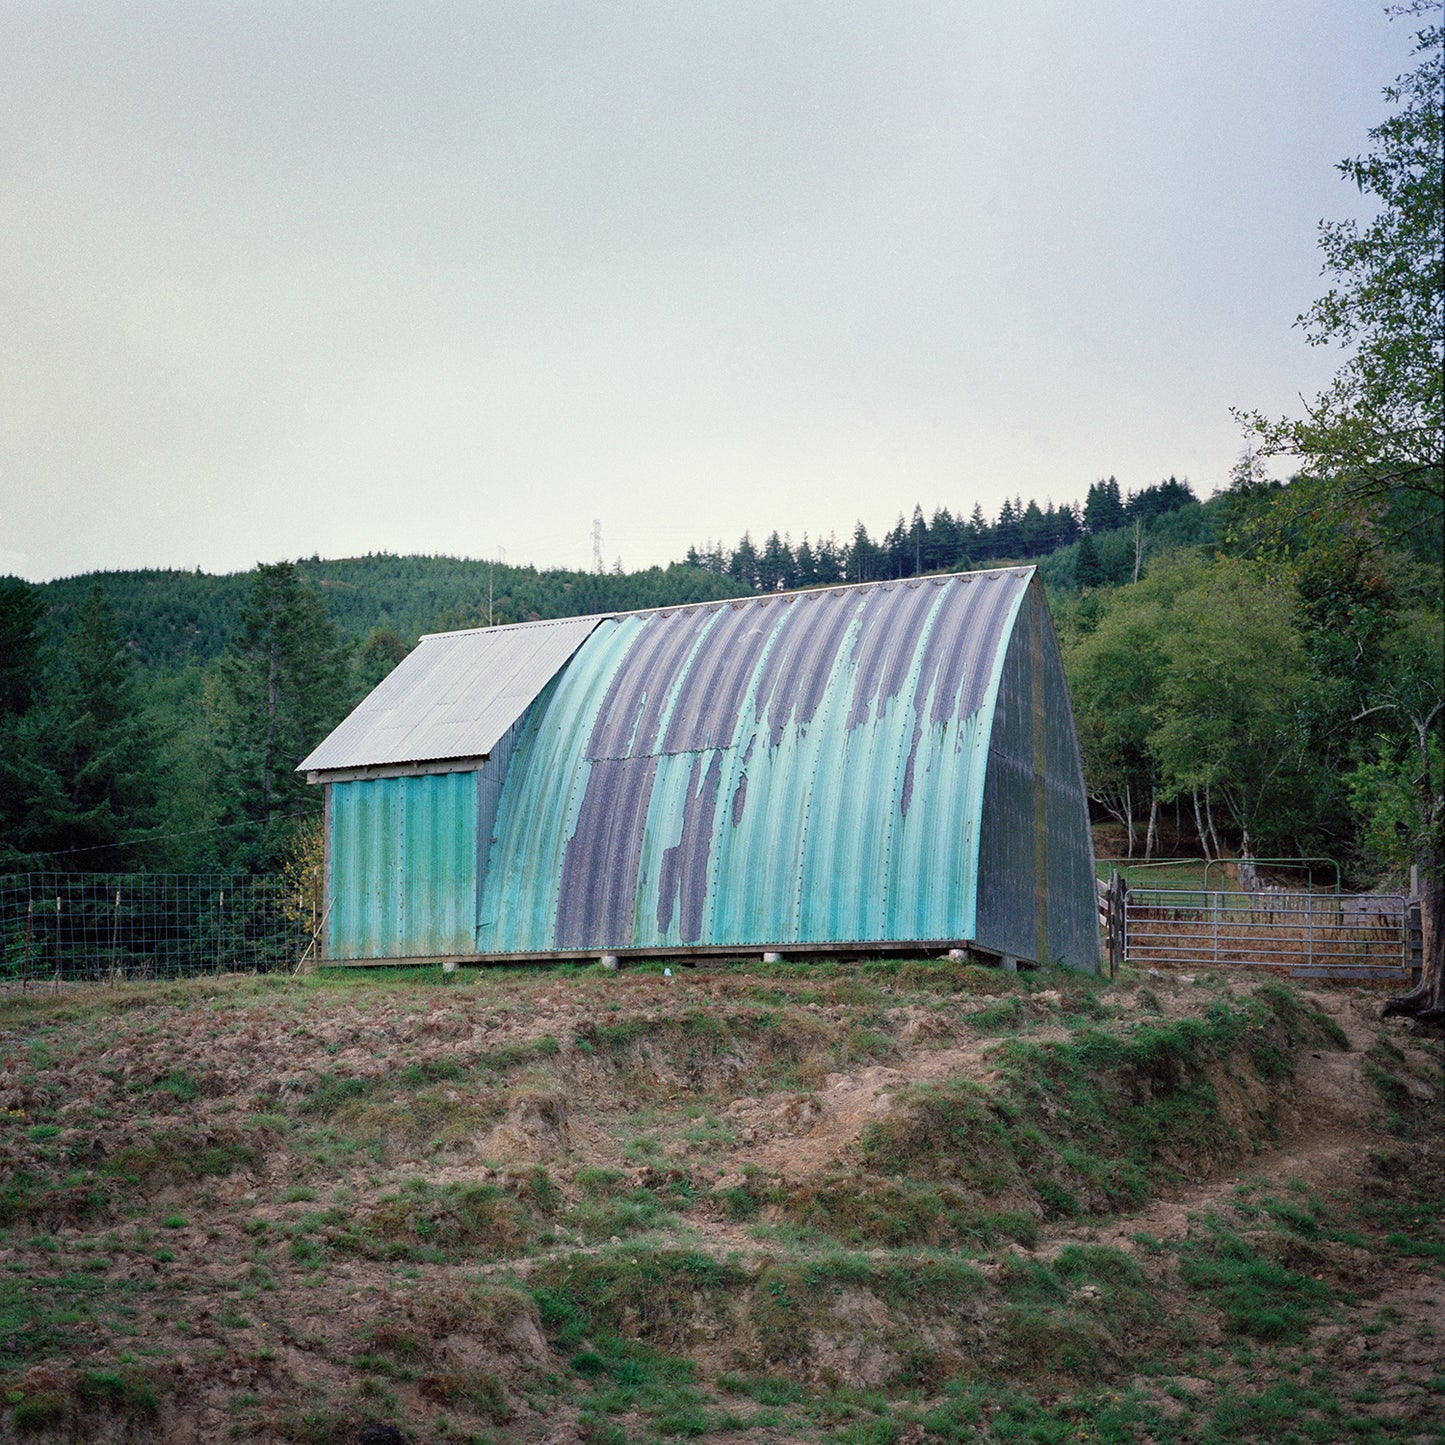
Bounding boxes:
12 1390 69 1432
77 1367 160 1417
0 1274 110 1366
1177 1223 1336 1344
398 1054 466 1087
532 1246 749 1353
920 1378 1176 1443
783 1169 1038 1250
150 1069 200 1103
965 998 1027 1032
566 1190 674 1244
334 1180 538 1263
419 1365 513 1423
300 1070 372 1117
0 1170 110 1229
101 1128 257 1186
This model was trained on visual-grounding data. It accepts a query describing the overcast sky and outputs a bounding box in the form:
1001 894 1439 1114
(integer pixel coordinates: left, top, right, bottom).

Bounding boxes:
0 1 1416 582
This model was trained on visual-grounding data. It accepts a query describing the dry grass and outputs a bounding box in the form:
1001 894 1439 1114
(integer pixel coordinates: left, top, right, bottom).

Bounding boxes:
0 960 1438 1443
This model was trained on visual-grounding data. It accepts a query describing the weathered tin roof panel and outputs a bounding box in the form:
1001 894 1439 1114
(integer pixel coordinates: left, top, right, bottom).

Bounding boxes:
475 569 1037 955
299 616 602 773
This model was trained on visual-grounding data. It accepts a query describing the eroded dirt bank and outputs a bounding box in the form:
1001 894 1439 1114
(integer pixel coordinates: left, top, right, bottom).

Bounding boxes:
0 959 1439 1443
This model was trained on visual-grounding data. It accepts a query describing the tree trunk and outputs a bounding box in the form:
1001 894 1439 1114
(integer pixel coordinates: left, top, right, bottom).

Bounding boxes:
1204 786 1225 863
1145 790 1159 862
1192 789 1212 863
1125 781 1136 860
1383 709 1444 1022
1384 852 1445 1021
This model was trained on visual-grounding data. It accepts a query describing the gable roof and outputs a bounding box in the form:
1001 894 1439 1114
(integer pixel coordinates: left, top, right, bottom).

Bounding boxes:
297 614 602 774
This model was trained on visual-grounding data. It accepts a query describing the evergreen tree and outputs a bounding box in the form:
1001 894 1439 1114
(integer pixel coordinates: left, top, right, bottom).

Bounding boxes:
813 534 845 585
2 587 165 871
1074 532 1105 590
994 499 1021 558
794 535 818 588
728 533 760 590
1020 499 1048 556
846 522 878 582
217 563 350 872
924 507 957 571
965 503 991 561
758 531 795 591
1084 477 1127 533
355 627 408 695
881 514 907 578
907 505 927 575
0 577 45 717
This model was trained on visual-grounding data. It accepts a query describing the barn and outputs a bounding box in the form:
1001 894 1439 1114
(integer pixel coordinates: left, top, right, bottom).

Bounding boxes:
299 567 1100 972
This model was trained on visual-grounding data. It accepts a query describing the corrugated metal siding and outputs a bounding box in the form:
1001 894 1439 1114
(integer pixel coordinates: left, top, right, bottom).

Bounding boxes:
970 586 1040 963
477 570 1036 954
973 584 1099 971
327 771 477 959
299 616 601 773
1040 595 1102 971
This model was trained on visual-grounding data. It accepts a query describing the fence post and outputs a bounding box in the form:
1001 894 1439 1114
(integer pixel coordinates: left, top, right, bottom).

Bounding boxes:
216 890 224 976
1305 891 1313 972
1211 891 1219 966
111 889 122 984
1112 872 1126 978
1117 875 1128 976
23 900 32 992
53 895 61 993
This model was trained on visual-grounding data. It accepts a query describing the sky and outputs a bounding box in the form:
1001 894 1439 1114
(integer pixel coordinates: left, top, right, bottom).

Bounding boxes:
0 1 1419 582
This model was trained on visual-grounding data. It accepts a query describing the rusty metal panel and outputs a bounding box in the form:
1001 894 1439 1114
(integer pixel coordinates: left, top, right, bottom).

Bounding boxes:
298 616 602 773
327 771 477 959
477 569 1054 955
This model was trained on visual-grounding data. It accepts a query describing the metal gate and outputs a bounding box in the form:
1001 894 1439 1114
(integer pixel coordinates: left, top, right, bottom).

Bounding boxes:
1122 888 1412 981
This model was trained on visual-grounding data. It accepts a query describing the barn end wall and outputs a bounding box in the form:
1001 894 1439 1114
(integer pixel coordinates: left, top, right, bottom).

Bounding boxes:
973 583 1099 971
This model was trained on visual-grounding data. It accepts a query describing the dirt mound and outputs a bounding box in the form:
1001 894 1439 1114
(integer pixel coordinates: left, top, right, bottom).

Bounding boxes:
0 962 1438 1442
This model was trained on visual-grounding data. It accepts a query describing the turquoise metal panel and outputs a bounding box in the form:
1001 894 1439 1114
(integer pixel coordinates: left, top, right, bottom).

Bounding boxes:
478 617 648 953
477 569 1057 955
327 772 477 959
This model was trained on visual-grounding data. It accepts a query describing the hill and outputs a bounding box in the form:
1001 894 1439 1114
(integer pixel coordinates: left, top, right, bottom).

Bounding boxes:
0 958 1439 1442
36 558 755 673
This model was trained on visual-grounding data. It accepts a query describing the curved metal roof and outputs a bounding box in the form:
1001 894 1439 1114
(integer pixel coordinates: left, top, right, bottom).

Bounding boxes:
476 568 1034 952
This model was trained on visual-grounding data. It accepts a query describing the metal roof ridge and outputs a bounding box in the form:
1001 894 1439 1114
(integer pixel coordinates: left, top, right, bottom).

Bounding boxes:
415 565 1037 641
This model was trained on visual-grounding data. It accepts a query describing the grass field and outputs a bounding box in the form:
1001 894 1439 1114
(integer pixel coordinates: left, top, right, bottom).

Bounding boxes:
0 958 1439 1443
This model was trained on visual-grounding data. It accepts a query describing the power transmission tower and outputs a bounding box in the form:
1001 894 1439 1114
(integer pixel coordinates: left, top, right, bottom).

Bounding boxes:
591 520 603 574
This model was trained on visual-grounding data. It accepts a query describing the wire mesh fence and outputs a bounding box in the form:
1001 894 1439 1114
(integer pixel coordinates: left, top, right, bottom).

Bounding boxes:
0 873 317 985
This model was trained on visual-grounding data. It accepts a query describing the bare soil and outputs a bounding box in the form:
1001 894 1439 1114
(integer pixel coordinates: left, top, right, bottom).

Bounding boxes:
0 962 1439 1444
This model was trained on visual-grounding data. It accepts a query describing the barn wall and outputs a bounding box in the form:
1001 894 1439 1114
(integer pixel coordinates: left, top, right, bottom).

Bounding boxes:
1040 596 1102 971
973 583 1099 971
327 770 478 959
973 589 1042 963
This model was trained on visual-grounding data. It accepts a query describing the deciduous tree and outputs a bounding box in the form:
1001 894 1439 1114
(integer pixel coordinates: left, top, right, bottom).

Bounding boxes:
1244 7 1443 1015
